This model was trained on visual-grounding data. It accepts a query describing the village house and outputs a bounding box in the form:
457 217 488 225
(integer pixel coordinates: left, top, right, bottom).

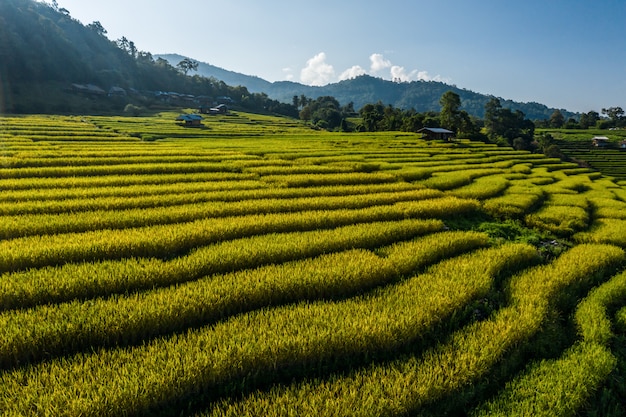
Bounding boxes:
592 136 610 147
175 114 204 127
417 127 455 141
200 104 229 115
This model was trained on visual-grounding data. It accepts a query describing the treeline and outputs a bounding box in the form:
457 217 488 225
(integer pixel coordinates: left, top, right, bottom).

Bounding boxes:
296 92 536 151
536 107 626 130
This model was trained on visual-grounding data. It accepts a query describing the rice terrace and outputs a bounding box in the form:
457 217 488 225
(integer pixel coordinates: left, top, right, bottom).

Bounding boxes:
2 110 626 417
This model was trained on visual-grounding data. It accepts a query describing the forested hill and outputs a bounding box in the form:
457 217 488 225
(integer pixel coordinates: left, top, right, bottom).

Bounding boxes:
267 75 577 120
0 0 294 115
158 54 578 121
0 0 150 113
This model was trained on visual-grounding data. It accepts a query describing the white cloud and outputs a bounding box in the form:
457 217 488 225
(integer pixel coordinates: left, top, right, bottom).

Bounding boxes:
415 70 450 83
390 65 450 83
300 52 335 86
295 51 450 85
390 65 418 82
339 65 367 81
370 53 392 73
282 67 294 81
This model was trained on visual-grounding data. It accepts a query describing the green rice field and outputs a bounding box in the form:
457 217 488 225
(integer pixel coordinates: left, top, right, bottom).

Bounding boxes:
541 128 626 181
1 112 626 416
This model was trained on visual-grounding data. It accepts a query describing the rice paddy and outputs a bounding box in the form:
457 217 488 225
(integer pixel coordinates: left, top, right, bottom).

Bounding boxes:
1 112 625 416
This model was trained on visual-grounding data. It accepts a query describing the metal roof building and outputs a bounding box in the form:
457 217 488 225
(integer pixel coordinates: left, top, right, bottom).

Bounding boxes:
417 127 455 141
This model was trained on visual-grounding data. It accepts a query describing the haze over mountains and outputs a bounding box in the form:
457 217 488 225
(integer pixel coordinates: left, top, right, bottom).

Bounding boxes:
0 0 576 120
157 54 575 121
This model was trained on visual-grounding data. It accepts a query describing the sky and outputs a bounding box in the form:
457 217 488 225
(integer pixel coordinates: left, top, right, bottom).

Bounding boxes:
53 0 626 113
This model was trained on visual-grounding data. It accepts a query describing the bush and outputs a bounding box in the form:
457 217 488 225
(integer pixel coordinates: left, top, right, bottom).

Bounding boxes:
124 104 144 117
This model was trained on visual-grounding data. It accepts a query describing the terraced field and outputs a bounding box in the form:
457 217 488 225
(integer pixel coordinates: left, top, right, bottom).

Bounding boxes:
542 128 626 181
1 112 626 416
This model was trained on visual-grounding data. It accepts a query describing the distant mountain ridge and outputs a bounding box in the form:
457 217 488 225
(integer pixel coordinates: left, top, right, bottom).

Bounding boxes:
156 54 274 94
157 54 577 120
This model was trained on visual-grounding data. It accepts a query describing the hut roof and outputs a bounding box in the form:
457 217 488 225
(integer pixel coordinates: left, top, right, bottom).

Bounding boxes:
418 127 454 134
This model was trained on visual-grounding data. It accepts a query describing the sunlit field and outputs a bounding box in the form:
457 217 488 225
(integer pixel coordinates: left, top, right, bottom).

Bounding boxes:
1 111 626 416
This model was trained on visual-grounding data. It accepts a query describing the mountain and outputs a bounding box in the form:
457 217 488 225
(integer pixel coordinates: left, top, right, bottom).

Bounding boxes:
157 54 578 121
156 54 274 94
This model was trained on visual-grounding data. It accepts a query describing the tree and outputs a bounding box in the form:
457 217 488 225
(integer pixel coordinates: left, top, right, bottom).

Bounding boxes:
308 96 343 129
456 110 481 139
601 107 625 127
383 104 403 131
579 111 600 129
87 21 107 37
137 51 154 64
342 101 355 114
299 106 311 123
299 94 309 109
484 97 503 140
359 102 385 132
115 37 137 58
549 110 565 128
176 58 199 75
484 97 534 148
439 90 462 132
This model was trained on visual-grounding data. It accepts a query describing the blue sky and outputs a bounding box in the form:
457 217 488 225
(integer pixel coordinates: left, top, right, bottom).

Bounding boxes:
55 0 626 113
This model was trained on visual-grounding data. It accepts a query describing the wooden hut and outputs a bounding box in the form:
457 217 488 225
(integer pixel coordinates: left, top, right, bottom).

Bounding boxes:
417 127 455 141
175 114 204 127
592 136 610 147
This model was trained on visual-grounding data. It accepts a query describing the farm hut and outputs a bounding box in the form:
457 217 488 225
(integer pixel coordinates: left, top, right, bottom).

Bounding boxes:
592 136 610 147
175 114 204 127
417 127 455 141
210 104 229 115
199 104 229 115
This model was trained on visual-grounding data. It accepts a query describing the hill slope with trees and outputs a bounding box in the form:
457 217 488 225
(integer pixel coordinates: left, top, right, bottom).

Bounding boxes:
0 0 295 116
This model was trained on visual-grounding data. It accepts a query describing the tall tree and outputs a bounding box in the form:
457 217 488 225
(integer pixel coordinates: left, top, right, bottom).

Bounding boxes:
484 97 534 149
549 109 565 128
439 90 462 132
116 36 137 58
299 94 309 109
579 111 600 129
176 58 199 75
601 107 625 127
484 97 503 140
359 102 385 132
87 21 107 37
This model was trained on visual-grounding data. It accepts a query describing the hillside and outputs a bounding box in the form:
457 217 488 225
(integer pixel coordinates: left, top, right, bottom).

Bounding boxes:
158 53 577 121
0 0 294 116
0 0 173 113
1 112 626 415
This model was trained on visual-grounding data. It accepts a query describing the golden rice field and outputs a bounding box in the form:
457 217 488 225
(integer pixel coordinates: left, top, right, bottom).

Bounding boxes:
1 111 626 416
